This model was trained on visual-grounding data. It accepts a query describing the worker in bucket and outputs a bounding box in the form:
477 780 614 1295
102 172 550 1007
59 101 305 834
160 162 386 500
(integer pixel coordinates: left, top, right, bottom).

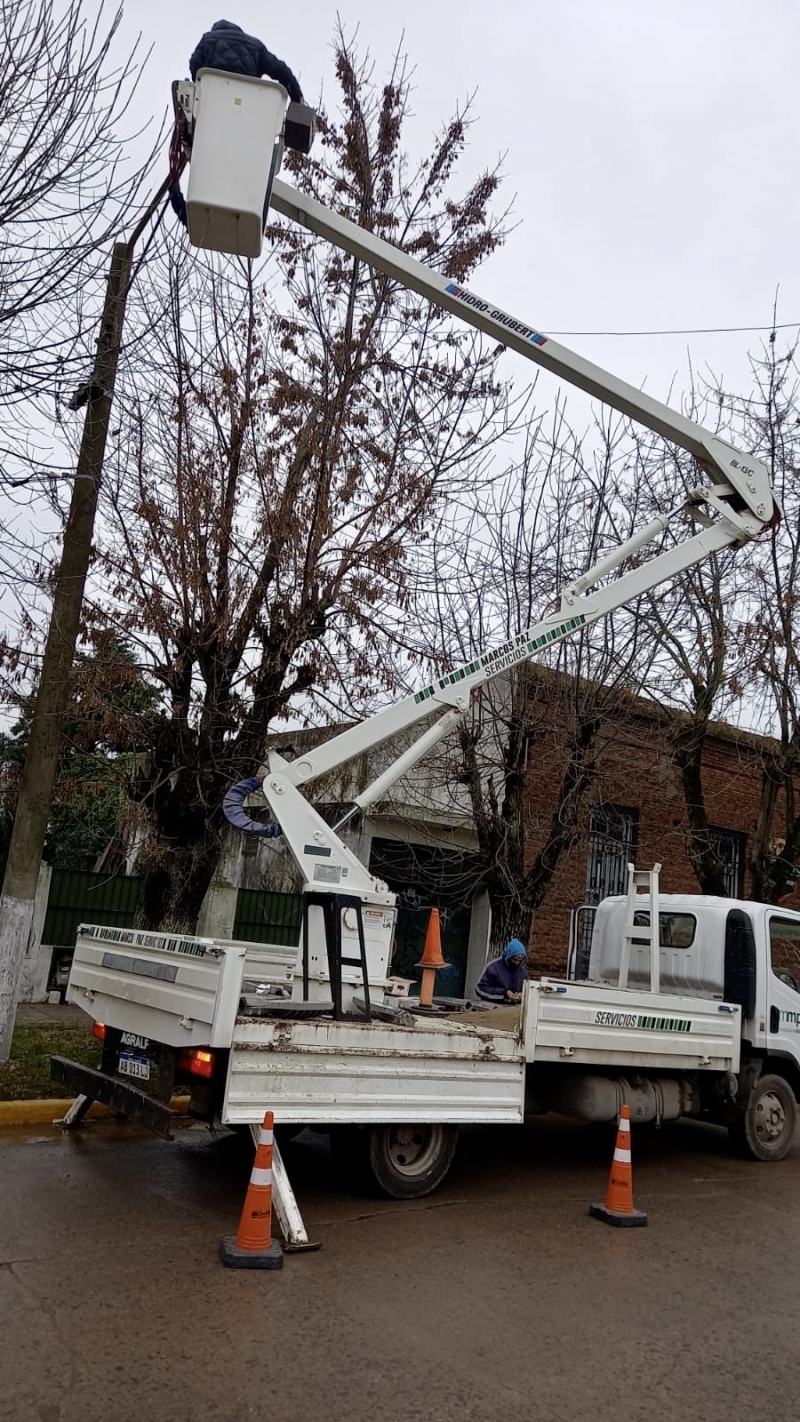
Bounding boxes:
189 20 304 99
168 21 304 230
475 939 529 1004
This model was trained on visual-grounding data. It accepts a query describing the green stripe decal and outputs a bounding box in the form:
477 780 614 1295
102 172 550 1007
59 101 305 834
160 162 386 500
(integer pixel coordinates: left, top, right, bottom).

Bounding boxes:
412 615 587 705
636 1014 692 1032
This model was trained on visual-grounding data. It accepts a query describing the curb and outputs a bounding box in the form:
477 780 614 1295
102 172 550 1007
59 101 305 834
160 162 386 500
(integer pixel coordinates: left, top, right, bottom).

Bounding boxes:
0 1095 191 1127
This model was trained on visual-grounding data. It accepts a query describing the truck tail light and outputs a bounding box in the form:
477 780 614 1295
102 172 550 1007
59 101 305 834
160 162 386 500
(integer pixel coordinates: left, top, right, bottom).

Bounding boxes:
178 1048 215 1079
92 1022 106 1041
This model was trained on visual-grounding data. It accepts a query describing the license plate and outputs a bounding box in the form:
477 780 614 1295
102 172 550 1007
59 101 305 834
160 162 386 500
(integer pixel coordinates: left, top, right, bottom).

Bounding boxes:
118 1053 150 1082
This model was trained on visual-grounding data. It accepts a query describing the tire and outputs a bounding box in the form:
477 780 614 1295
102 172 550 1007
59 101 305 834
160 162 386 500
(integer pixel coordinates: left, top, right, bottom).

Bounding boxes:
366 1123 459 1199
728 1073 798 1162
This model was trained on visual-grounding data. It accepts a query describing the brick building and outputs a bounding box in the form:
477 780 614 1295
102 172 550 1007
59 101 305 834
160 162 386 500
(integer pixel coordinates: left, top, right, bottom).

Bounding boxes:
522 683 800 979
229 681 800 993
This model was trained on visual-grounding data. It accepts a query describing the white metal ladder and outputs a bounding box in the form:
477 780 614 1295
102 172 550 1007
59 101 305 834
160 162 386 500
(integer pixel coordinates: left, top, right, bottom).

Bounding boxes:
618 862 662 993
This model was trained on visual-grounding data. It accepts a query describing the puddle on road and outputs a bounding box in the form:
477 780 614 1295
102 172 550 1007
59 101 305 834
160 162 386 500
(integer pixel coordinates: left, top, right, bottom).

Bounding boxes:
0 1114 197 1148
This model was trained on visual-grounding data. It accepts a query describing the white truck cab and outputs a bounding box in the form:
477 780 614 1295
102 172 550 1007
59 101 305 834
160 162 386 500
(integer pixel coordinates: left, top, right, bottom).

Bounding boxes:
589 894 800 1062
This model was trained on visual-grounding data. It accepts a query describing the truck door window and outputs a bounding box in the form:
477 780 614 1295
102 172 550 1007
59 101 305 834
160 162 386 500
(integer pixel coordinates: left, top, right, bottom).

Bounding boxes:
768 917 800 993
632 912 696 948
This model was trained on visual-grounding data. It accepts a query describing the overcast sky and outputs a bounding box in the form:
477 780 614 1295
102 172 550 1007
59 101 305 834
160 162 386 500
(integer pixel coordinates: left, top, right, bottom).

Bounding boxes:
118 0 800 412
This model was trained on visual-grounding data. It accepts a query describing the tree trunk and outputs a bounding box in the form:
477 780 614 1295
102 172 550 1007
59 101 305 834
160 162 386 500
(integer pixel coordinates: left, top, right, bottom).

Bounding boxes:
476 711 601 957
486 893 532 955
750 758 783 901
674 722 728 896
749 754 800 903
520 715 601 908
134 830 222 935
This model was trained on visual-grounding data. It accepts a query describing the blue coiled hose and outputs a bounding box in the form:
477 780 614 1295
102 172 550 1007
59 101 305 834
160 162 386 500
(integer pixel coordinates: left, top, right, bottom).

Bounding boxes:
222 776 283 838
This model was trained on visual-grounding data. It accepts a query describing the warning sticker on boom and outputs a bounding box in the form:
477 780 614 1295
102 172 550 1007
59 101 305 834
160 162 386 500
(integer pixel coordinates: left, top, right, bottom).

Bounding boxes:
313 864 342 884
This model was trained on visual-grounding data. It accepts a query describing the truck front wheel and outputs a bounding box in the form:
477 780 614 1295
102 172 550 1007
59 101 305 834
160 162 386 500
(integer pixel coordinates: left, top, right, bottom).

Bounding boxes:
728 1073 798 1162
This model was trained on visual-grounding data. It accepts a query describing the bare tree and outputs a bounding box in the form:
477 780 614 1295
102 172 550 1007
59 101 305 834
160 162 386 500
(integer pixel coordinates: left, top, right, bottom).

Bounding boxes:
731 336 800 900
0 0 158 678
627 397 749 895
0 0 154 491
419 400 659 951
86 35 519 932
633 337 800 900
0 0 164 1058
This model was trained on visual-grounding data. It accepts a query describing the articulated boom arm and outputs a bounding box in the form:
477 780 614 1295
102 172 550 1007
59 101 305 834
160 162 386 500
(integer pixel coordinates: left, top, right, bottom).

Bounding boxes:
271 178 773 524
254 180 776 896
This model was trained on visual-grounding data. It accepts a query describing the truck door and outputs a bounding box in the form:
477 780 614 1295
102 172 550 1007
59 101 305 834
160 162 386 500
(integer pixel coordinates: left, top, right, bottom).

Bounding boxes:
765 912 800 1068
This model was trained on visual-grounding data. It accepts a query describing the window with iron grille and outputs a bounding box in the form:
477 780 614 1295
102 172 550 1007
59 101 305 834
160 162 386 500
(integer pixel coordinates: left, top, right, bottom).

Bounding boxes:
709 827 746 897
571 805 638 980
586 804 638 905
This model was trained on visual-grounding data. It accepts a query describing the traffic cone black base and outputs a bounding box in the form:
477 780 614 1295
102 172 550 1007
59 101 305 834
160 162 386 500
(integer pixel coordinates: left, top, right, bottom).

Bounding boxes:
589 1202 648 1228
220 1235 284 1269
590 1104 647 1226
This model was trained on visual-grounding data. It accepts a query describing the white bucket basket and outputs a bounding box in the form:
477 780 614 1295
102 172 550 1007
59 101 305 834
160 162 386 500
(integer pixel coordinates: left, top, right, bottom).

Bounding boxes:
186 70 288 259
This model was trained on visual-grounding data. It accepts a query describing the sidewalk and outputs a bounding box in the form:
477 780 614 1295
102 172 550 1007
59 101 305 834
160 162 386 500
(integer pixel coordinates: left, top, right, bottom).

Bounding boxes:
15 1000 87 1027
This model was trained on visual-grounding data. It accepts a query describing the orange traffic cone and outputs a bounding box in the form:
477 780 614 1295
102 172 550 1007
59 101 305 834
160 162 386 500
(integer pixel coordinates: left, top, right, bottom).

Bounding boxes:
589 1105 648 1228
221 1110 284 1268
416 908 447 1007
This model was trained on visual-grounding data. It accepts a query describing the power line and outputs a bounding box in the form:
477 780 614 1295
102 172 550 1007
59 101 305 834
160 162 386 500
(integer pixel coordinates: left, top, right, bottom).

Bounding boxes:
548 321 800 339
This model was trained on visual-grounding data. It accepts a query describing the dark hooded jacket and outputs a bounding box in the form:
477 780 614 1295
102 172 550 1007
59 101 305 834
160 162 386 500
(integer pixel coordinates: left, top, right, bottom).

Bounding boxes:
476 957 528 1001
189 20 302 101
476 939 529 1002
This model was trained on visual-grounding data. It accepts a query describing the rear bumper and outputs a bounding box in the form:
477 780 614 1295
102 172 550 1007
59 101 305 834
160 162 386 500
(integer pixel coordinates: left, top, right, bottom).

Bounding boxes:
50 1057 176 1140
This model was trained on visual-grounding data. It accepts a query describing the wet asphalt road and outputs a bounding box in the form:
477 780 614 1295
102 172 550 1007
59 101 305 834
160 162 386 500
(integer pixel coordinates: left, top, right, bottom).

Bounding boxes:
1 1113 798 1422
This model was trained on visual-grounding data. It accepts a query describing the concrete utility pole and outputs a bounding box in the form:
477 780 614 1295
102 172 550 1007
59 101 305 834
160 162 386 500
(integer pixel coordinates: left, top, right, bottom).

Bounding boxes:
0 181 174 1060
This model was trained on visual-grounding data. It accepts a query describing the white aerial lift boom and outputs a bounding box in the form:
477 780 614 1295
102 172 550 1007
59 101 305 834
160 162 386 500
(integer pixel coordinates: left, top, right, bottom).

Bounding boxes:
179 74 776 1015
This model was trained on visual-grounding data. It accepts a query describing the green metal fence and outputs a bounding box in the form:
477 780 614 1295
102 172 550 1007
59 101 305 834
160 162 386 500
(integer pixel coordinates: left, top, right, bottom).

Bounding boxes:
42 870 303 951
43 868 141 946
232 888 303 946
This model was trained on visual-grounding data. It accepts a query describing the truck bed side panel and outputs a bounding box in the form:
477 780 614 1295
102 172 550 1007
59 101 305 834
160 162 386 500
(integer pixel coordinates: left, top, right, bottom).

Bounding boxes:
224 1016 525 1125
528 980 740 1071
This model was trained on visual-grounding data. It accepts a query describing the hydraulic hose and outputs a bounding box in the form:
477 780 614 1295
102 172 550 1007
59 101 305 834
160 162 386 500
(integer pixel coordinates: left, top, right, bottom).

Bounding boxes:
222 776 283 838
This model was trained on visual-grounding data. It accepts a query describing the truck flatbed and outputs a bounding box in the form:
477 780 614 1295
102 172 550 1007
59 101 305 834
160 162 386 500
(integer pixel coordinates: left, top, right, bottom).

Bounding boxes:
66 924 740 1131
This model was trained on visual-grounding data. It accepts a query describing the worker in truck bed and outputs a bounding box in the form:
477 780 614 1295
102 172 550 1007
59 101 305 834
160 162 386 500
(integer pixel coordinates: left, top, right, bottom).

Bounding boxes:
476 939 529 1003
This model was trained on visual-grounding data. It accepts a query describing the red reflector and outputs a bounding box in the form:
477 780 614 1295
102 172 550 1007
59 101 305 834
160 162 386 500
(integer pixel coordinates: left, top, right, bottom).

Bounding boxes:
92 1022 106 1041
178 1048 214 1079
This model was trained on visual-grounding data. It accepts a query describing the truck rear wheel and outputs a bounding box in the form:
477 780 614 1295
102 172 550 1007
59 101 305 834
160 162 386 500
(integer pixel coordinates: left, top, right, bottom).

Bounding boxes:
367 1124 458 1199
728 1073 798 1162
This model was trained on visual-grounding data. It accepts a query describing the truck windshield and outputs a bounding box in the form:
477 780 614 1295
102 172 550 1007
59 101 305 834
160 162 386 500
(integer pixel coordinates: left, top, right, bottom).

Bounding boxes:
769 917 800 993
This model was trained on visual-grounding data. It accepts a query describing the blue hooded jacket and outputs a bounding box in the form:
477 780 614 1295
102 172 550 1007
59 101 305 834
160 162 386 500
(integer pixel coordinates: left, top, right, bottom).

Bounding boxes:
189 21 303 101
476 939 528 1001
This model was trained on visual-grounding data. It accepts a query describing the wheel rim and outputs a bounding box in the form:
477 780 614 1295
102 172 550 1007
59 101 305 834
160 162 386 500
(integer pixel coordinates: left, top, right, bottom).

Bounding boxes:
385 1124 444 1177
754 1090 787 1144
